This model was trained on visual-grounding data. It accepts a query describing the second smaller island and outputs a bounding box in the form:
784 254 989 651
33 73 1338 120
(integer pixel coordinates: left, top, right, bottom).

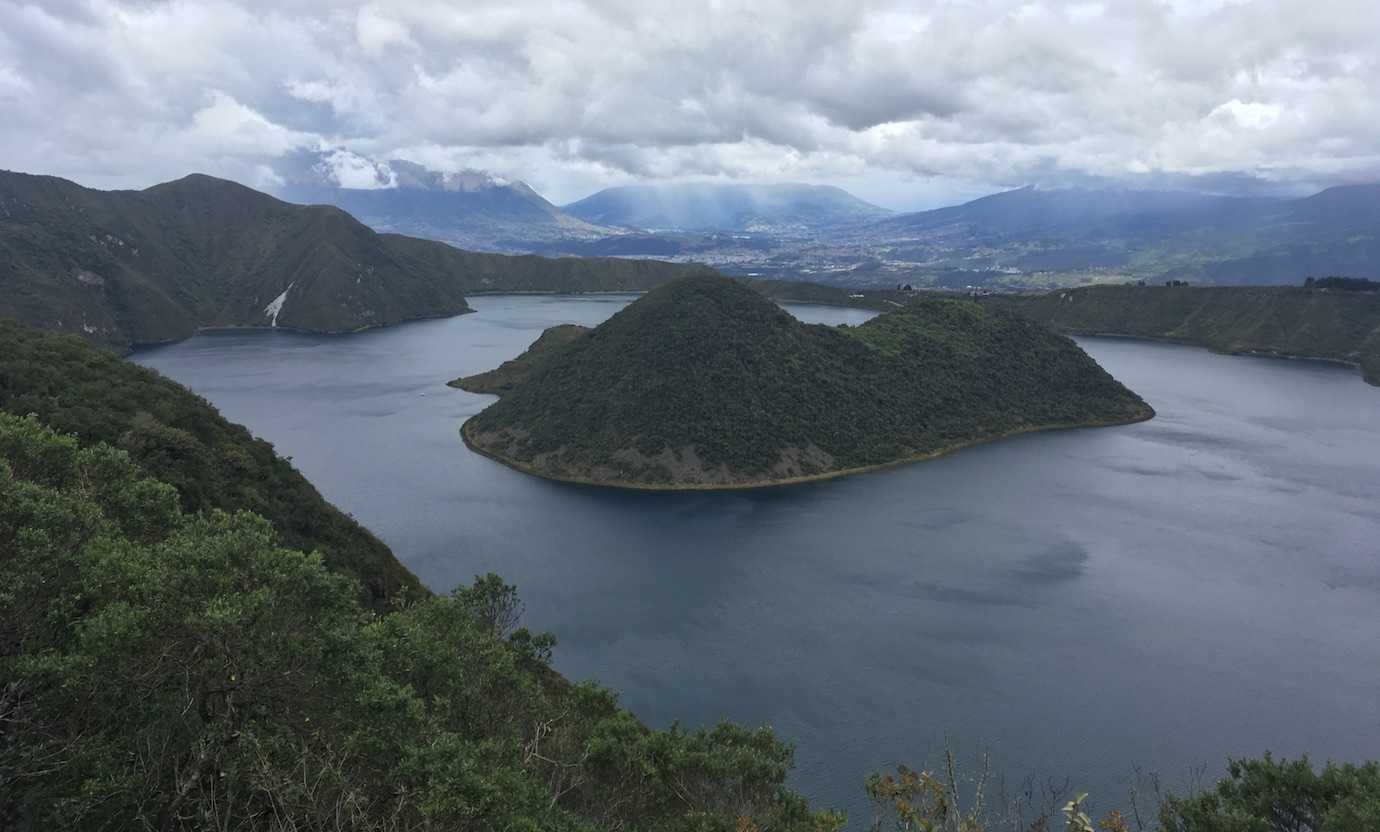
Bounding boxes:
451 276 1154 489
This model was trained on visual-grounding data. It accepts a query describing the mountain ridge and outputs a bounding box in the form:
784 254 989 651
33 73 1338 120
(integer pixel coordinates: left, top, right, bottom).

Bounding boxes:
0 169 710 350
0 169 475 348
278 160 618 253
843 182 1380 286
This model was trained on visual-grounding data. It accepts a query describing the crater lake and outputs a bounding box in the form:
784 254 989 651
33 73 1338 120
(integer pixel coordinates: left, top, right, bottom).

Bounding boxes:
134 294 1380 827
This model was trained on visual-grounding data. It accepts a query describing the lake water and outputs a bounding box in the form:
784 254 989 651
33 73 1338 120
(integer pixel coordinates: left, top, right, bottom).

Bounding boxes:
134 294 1380 826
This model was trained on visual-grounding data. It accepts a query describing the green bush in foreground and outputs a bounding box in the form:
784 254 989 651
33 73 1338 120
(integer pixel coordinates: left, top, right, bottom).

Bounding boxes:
0 319 422 608
866 752 1380 832
0 411 840 831
1157 755 1380 832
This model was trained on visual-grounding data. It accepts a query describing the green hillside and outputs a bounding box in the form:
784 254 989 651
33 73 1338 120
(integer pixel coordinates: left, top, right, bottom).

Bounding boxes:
0 171 475 349
984 284 1380 386
0 320 421 605
0 170 711 351
455 276 1152 488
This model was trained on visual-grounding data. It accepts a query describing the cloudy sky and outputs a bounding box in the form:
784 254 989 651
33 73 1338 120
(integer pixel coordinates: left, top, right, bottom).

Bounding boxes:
2 0 1377 209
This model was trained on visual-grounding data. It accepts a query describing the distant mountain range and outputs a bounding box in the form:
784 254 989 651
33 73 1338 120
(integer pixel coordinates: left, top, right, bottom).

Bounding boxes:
7 161 1377 335
273 157 1380 288
278 159 614 253
0 170 709 349
858 184 1380 286
278 168 893 250
562 183 893 231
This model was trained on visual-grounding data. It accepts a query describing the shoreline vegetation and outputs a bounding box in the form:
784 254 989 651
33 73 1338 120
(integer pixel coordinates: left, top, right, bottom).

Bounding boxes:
460 411 1154 492
979 284 1380 387
0 320 422 608
1072 330 1370 374
453 276 1154 491
127 309 479 352
746 278 1380 387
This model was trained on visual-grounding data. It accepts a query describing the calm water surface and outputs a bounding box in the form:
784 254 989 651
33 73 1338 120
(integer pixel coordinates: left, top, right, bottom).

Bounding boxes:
135 295 1380 825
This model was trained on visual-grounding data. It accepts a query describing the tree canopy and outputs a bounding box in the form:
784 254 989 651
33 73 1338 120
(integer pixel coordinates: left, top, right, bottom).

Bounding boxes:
457 276 1152 488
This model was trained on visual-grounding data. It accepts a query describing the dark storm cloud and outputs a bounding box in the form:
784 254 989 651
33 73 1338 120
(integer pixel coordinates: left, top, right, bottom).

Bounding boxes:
2 0 1377 204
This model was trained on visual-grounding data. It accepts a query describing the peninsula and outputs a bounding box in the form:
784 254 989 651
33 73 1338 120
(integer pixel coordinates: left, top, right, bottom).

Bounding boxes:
983 283 1380 386
452 276 1154 489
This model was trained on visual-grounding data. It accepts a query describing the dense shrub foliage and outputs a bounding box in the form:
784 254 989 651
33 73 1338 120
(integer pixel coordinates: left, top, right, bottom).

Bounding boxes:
460 276 1151 485
0 412 842 831
0 320 420 606
1157 755 1380 832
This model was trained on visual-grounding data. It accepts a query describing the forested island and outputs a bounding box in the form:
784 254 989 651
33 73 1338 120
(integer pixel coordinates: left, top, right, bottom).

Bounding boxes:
453 276 1153 489
741 278 1380 388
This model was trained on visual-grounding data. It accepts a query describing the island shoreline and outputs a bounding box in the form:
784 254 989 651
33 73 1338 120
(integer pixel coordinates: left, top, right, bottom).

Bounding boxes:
459 406 1156 493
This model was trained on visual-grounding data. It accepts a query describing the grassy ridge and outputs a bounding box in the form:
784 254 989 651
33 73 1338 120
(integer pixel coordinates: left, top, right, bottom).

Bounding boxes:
984 285 1380 385
458 276 1152 488
0 320 422 606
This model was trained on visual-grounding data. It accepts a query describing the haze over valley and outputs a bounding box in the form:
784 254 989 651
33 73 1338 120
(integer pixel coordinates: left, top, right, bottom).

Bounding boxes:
271 153 1380 290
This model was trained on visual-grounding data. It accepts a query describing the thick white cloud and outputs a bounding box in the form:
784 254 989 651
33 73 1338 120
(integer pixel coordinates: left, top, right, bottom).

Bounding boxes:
1 0 1377 208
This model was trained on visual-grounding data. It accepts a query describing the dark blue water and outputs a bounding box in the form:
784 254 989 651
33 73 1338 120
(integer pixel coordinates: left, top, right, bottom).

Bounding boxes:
134 295 1380 826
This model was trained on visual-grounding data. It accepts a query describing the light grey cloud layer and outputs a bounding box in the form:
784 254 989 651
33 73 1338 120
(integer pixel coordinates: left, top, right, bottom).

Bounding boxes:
2 0 1377 208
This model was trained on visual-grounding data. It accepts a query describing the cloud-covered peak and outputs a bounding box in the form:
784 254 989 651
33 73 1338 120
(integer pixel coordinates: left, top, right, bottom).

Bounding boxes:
310 150 397 190
275 150 522 194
